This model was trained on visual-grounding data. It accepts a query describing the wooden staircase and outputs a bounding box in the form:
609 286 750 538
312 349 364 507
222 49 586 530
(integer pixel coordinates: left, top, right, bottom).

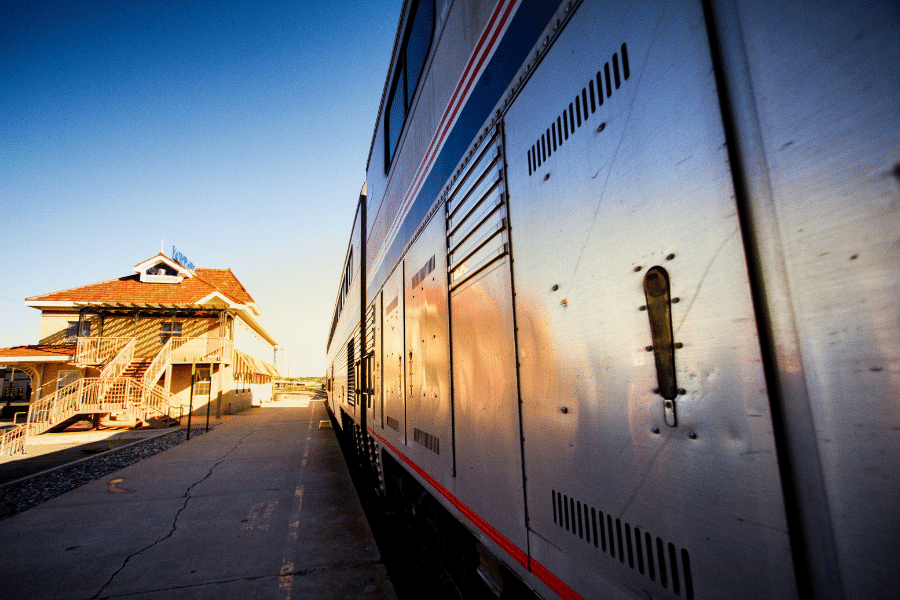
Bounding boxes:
120 358 154 381
21 344 183 443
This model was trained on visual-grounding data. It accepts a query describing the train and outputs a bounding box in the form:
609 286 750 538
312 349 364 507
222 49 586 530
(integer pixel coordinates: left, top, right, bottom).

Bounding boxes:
324 1 900 598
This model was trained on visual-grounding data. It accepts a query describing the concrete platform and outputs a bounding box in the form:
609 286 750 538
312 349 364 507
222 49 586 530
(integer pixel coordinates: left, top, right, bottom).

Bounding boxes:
0 394 397 600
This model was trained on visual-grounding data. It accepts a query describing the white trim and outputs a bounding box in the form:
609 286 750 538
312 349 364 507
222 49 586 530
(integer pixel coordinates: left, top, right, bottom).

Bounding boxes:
195 292 240 309
133 255 194 278
25 301 76 309
0 356 72 363
234 310 278 347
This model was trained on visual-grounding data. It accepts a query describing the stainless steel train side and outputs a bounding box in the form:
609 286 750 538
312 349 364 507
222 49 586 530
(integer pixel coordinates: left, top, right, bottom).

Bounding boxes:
325 1 900 599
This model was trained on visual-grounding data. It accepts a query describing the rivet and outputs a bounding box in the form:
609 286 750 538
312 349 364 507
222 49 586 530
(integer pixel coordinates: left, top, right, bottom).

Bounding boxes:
560 406 568 414
664 400 673 408
543 172 551 181
689 432 698 439
652 427 660 434
645 346 653 352
639 305 647 311
634 265 642 272
552 284 559 291
678 388 686 395
674 342 683 349
666 253 675 260
672 297 680 303
652 388 659 394
597 122 606 133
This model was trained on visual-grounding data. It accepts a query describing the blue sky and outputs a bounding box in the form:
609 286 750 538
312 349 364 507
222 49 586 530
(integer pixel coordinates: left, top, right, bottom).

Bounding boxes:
1 1 401 376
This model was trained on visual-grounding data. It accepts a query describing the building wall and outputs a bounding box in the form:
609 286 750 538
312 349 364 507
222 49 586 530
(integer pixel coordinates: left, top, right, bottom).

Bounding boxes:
165 363 262 416
34 363 85 401
38 312 221 357
100 316 219 357
38 311 86 345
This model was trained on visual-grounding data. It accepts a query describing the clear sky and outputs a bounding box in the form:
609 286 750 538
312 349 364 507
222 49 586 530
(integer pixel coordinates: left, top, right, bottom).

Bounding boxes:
1 1 401 376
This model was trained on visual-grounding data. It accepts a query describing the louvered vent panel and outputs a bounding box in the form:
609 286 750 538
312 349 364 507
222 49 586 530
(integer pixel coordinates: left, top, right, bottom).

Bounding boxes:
446 126 508 290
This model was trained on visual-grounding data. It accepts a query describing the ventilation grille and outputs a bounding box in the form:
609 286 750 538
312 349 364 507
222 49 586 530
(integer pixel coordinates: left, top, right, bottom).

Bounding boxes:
528 43 630 176
413 427 440 454
386 416 400 431
346 338 355 406
551 490 694 599
446 125 509 291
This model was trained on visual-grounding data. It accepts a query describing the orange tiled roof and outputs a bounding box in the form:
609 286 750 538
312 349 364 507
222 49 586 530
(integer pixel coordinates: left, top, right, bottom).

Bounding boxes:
26 261 255 307
0 345 76 359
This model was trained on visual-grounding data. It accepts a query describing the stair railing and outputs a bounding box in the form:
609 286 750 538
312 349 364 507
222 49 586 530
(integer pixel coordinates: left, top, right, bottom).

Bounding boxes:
26 378 85 435
99 338 136 380
0 420 27 457
142 337 175 389
128 378 184 422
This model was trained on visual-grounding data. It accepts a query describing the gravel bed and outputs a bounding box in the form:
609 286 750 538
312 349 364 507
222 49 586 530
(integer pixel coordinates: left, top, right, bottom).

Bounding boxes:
0 429 204 520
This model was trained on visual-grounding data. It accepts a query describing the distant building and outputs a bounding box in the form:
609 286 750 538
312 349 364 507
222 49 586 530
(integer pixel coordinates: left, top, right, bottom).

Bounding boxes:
0 254 278 434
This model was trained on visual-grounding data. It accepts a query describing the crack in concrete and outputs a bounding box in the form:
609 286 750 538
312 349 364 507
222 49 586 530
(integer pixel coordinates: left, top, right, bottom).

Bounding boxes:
93 559 385 599
90 430 254 600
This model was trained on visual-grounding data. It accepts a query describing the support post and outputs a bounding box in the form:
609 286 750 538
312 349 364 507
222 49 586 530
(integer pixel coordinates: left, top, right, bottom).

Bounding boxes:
358 184 368 461
187 360 195 440
206 364 213 432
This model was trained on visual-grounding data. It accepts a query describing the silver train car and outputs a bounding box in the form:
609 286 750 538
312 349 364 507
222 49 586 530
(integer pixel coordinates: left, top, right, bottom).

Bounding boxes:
325 0 899 598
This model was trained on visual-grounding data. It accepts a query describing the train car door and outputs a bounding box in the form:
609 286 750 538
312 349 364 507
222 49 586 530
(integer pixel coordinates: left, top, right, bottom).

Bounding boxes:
404 214 453 476
503 1 795 599
381 264 407 446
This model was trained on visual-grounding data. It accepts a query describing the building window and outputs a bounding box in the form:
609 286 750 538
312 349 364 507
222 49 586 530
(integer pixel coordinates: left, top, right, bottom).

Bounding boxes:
193 367 211 396
56 370 80 392
385 0 434 170
66 321 91 344
160 322 182 344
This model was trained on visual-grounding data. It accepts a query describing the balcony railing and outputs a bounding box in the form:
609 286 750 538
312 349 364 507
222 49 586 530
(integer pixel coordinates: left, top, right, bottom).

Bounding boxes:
143 337 233 389
169 337 233 364
74 337 133 367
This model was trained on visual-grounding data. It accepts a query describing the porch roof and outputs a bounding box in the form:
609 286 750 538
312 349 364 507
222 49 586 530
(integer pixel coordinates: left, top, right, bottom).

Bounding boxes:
0 345 76 363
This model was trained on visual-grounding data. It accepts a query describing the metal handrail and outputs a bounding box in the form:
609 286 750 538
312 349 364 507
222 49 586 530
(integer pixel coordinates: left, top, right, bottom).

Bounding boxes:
26 378 87 435
0 424 27 457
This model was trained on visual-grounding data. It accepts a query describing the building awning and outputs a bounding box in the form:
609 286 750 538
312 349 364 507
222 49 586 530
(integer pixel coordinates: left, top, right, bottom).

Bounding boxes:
234 350 278 378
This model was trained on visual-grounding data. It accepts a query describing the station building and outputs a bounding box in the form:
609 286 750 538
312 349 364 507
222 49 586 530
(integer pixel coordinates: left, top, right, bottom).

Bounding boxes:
0 254 278 432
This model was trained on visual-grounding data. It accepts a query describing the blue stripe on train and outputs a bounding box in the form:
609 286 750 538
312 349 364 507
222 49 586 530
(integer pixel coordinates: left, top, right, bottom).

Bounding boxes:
368 0 564 299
